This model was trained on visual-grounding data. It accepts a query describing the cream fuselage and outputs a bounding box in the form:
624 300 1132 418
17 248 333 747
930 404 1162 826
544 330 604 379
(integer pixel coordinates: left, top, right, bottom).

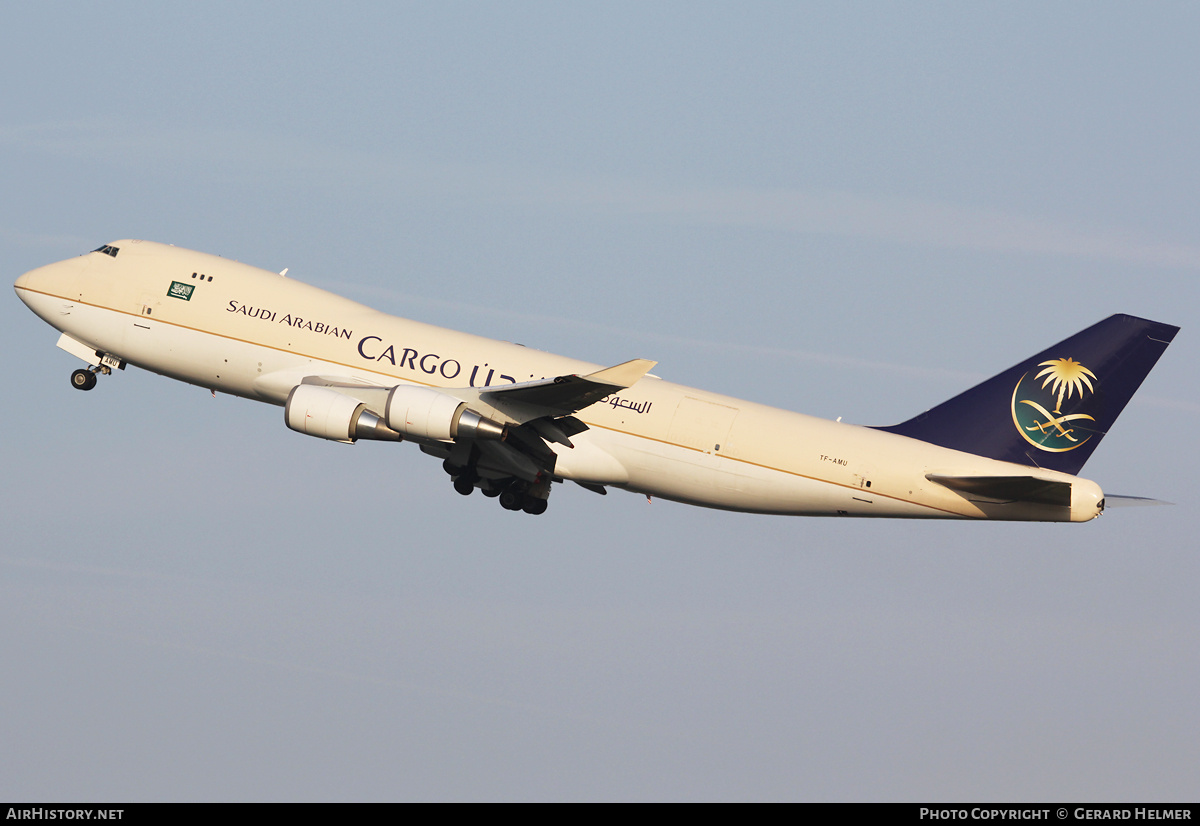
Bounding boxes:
14 240 1103 521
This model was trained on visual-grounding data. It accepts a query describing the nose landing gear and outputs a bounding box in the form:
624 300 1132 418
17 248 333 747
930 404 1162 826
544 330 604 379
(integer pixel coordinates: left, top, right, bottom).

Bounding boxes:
70 368 99 391
69 353 121 391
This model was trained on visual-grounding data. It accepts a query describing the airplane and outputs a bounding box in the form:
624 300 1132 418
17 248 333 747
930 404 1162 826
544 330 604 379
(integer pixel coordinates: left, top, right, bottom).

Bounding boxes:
13 239 1178 521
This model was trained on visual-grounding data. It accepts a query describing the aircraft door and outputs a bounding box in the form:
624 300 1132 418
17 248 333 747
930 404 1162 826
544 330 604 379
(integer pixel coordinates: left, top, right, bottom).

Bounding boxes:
668 397 738 455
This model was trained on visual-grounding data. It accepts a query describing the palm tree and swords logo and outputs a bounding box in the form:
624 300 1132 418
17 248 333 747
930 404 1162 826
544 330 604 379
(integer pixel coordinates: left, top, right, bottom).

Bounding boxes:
1010 357 1099 452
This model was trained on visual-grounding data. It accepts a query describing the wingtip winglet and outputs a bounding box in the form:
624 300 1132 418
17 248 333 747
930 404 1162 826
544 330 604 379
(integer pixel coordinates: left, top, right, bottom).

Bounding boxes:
584 358 658 388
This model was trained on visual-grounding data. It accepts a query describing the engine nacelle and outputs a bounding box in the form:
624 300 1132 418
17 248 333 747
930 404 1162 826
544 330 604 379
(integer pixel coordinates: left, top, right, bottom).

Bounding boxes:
384 384 506 442
285 384 402 443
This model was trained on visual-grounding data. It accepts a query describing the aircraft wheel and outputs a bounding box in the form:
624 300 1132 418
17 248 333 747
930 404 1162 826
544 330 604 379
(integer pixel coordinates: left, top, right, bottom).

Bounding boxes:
522 497 548 515
453 475 475 496
481 485 502 498
71 369 97 391
499 489 524 510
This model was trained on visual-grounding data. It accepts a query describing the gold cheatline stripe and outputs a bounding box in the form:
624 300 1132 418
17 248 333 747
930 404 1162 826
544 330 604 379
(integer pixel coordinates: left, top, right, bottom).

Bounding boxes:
23 286 967 517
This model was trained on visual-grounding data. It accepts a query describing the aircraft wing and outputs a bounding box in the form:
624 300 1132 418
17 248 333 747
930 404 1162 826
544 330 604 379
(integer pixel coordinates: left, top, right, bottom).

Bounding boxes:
286 357 657 426
279 358 656 480
474 358 658 421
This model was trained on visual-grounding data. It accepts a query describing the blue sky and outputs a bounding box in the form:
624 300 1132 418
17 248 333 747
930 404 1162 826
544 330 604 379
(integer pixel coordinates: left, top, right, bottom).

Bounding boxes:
2 2 1197 801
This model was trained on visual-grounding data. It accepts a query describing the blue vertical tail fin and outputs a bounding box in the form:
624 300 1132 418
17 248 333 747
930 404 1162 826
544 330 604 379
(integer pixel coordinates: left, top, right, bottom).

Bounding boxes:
874 314 1179 475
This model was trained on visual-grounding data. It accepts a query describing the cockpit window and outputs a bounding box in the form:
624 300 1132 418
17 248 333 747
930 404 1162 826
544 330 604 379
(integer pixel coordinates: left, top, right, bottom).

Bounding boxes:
91 245 120 258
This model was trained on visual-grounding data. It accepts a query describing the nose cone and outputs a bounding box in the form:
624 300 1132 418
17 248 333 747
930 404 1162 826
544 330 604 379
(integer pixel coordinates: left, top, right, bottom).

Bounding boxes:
15 254 91 294
14 267 36 308
14 254 92 324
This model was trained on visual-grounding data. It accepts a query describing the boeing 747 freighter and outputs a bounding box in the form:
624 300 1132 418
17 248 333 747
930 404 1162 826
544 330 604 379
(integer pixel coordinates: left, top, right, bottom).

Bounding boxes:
14 240 1178 519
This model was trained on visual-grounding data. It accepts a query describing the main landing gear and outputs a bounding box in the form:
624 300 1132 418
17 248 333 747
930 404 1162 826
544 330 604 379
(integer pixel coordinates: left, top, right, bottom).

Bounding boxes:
497 479 549 515
443 457 550 515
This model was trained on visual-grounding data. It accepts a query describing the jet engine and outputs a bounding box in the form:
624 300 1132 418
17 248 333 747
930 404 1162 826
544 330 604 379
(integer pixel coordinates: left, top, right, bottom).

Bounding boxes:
284 384 402 443
384 385 506 442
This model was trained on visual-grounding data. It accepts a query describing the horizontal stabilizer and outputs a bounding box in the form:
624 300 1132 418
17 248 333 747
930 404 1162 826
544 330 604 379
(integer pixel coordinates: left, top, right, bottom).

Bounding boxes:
1103 494 1173 508
927 474 1073 507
